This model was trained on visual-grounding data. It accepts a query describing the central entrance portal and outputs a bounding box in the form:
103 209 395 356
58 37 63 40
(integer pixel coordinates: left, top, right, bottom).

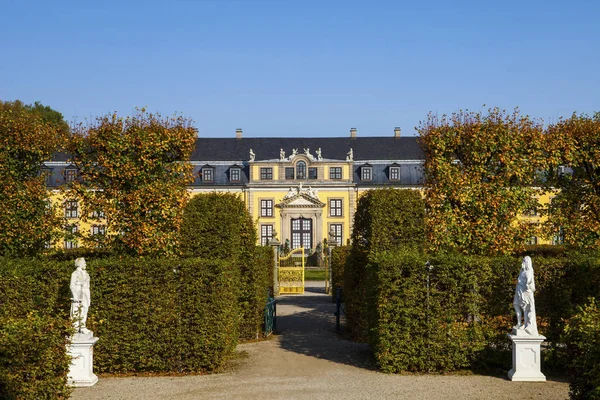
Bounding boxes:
291 218 312 249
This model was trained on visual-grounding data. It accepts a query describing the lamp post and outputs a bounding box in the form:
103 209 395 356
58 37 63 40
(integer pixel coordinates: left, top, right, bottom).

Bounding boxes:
268 229 281 296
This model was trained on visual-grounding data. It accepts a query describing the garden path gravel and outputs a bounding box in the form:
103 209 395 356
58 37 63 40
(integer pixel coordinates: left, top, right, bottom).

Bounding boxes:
71 281 568 400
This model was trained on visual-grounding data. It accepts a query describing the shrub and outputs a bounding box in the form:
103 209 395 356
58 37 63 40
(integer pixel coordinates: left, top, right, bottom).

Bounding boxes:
86 257 240 373
369 249 489 372
563 298 600 400
180 193 268 341
0 258 72 399
239 246 272 340
330 246 349 301
352 189 425 256
345 188 425 341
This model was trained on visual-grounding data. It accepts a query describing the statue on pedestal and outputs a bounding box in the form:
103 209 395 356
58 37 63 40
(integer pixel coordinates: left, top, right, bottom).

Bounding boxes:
70 257 91 335
513 256 538 335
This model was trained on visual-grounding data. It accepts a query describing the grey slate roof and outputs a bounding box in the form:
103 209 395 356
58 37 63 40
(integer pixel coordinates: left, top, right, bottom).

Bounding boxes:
190 137 423 161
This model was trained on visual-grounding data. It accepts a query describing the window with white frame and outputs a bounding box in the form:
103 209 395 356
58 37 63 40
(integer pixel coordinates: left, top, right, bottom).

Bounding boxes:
329 199 343 217
329 223 343 246
202 168 213 182
260 199 273 217
390 166 400 181
361 166 372 181
330 167 342 180
260 167 273 180
260 224 273 246
91 225 106 236
65 168 77 183
230 168 241 182
64 224 78 249
65 200 78 218
90 209 105 219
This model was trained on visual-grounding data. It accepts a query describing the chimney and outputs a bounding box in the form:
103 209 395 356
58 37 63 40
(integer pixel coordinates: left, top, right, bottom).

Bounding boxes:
350 127 357 139
235 128 243 139
394 127 401 138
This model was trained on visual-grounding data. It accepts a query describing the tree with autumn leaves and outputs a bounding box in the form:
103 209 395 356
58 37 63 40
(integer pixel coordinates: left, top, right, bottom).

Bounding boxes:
418 107 546 255
544 112 600 249
67 109 197 257
0 100 66 256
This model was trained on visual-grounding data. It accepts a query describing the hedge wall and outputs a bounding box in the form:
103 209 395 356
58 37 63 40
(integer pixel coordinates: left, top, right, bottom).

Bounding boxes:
0 258 72 400
352 188 425 255
563 298 600 400
345 248 600 374
86 257 240 373
179 193 269 340
345 189 426 341
331 246 350 301
368 250 489 372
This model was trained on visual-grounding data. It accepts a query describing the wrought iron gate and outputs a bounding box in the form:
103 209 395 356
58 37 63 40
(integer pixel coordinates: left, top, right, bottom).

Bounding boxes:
278 247 305 294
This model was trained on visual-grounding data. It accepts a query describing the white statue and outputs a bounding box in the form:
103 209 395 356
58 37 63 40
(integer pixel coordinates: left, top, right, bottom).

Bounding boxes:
307 186 318 198
280 148 286 161
284 187 296 199
316 148 322 160
292 148 298 157
70 257 91 335
513 256 538 335
346 148 354 161
249 149 255 162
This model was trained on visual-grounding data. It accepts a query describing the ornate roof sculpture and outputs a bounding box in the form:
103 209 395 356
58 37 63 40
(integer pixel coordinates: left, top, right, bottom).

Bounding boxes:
276 183 325 208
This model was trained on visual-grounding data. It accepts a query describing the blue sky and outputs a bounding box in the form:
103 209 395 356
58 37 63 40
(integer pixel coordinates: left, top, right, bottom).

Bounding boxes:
1 0 598 137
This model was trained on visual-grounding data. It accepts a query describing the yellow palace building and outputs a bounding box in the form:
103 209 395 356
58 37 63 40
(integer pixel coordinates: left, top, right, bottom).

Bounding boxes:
44 127 553 249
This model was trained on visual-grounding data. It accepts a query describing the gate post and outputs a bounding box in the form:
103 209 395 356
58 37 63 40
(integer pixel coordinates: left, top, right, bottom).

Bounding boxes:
268 230 281 296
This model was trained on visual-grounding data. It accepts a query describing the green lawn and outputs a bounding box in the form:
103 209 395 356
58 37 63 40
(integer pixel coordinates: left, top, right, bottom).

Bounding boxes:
305 269 326 281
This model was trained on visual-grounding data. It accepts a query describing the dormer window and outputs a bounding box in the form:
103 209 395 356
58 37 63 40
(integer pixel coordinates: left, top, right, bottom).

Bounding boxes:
230 167 241 182
361 165 372 181
296 161 307 180
65 168 77 183
389 166 400 181
201 166 214 183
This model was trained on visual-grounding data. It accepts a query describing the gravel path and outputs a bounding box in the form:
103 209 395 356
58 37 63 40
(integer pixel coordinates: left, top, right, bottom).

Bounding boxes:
71 282 569 400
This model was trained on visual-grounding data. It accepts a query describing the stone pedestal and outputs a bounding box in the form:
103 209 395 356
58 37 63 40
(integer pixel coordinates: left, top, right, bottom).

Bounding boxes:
67 332 99 387
508 329 546 381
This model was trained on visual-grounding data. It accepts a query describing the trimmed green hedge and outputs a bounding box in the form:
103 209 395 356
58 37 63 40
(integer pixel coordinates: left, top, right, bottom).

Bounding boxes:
368 250 489 372
345 189 426 341
86 257 240 373
240 246 272 340
352 188 425 256
330 246 349 301
563 298 600 400
0 258 72 400
180 193 269 340
343 248 600 373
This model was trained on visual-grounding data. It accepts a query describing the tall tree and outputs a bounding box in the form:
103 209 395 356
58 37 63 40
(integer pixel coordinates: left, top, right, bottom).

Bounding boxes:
544 112 600 248
0 100 64 256
67 109 197 256
418 107 545 255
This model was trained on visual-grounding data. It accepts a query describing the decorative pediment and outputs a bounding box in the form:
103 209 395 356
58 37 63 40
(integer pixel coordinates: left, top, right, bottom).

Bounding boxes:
276 184 325 208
